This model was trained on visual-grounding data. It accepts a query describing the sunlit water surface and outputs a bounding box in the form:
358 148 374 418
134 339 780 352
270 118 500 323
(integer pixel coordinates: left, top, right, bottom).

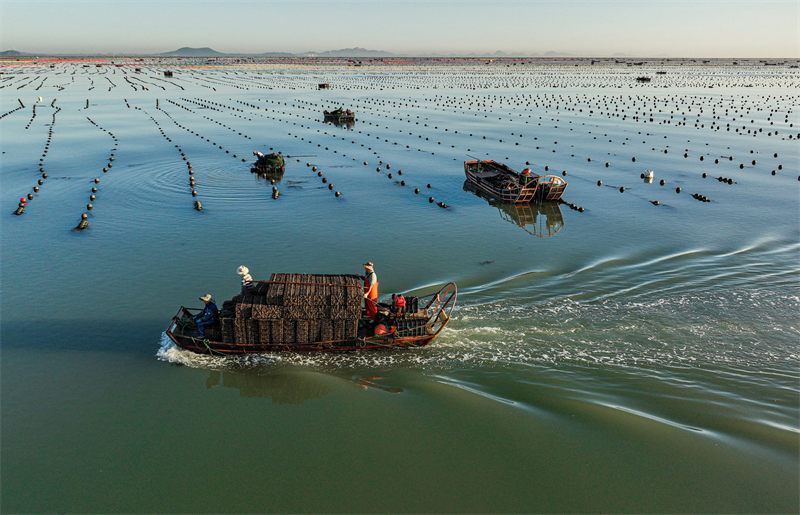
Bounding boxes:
2 61 798 513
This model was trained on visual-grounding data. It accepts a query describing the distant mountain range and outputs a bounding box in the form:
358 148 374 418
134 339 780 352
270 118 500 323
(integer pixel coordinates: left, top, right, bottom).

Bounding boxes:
160 46 394 57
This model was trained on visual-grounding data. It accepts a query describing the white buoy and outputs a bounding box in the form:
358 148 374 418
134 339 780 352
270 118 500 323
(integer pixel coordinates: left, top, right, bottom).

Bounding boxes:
643 169 654 179
37 96 42 103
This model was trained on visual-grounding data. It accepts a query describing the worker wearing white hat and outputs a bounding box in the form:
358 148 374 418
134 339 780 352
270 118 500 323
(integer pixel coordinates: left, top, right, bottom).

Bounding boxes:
237 265 253 294
193 294 218 338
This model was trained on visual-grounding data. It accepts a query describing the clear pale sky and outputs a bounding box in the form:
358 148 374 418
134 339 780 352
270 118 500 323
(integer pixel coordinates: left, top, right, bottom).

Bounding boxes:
1 0 797 57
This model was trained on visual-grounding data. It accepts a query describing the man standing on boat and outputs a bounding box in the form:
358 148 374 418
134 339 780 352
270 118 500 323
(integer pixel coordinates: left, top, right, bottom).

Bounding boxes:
194 294 218 338
363 262 379 320
237 265 254 294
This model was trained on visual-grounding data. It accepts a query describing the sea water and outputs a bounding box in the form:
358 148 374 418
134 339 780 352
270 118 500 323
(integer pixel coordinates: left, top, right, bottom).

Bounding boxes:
1 60 798 512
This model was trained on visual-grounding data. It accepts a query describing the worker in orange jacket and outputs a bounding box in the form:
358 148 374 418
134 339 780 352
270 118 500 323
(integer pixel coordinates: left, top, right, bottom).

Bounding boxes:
363 261 379 320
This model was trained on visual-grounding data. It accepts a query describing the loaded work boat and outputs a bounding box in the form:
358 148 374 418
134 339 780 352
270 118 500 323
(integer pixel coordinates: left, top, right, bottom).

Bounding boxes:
166 273 457 354
323 107 355 122
464 160 567 202
252 152 285 175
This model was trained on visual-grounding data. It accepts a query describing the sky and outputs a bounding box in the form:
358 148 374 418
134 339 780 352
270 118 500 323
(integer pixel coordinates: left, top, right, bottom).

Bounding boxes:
1 0 798 57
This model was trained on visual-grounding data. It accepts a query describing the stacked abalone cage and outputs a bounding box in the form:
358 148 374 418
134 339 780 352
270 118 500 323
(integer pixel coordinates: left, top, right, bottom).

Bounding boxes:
214 274 362 346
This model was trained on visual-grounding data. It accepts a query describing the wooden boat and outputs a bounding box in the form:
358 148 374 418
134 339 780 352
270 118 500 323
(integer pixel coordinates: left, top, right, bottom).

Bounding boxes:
165 274 456 355
323 108 355 122
251 153 285 175
464 160 567 202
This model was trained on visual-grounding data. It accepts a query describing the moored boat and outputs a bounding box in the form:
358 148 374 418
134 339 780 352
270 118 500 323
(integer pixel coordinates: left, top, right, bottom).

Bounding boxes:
323 107 355 122
252 152 286 175
166 274 456 354
464 160 567 202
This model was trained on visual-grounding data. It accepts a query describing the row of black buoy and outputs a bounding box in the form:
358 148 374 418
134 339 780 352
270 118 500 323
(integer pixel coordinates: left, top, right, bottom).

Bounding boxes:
14 105 59 216
559 199 586 212
692 193 711 202
138 106 203 211
158 100 251 163
0 104 25 120
307 164 341 198
75 116 120 229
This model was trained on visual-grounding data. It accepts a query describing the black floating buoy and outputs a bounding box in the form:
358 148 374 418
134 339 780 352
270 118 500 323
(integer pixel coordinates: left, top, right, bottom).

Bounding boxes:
94 178 100 184
426 184 432 188
702 173 707 178
328 184 333 190
191 189 197 197
335 191 340 197
438 202 448 208
619 187 625 193
87 203 93 210
597 180 602 186
414 188 420 194
429 197 434 203
676 187 682 193
90 194 96 201
75 214 88 230
659 179 666 186
27 193 33 200
650 200 660 206
33 186 39 193
37 179 43 185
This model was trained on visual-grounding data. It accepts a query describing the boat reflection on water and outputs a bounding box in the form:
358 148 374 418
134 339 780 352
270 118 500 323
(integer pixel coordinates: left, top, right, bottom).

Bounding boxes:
253 168 285 184
204 369 403 404
322 118 355 130
205 369 330 404
463 181 565 238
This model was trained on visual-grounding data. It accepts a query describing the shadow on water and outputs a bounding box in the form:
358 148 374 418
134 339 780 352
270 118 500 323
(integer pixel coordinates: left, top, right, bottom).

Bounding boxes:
203 369 403 403
463 181 564 238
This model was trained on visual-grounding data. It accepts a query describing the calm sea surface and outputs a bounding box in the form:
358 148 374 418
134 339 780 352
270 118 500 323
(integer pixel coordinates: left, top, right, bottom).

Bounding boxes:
1 60 798 513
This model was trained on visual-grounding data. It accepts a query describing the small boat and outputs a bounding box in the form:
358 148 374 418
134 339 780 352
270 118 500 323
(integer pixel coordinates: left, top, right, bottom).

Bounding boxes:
323 108 355 122
464 160 567 202
251 152 285 175
165 274 456 354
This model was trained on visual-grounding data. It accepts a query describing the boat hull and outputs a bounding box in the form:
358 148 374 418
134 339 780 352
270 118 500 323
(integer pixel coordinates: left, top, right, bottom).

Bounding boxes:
464 160 567 202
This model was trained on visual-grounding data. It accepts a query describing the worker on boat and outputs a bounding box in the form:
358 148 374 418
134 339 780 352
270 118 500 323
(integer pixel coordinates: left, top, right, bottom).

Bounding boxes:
237 265 254 294
391 293 406 315
194 293 218 338
363 261 379 320
253 151 264 159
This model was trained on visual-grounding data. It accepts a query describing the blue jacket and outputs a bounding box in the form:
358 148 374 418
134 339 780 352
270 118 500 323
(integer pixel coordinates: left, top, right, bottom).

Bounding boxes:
195 302 218 323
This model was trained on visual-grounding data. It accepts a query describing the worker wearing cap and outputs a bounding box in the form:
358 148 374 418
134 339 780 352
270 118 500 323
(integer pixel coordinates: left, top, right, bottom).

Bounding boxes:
363 262 379 320
194 293 218 338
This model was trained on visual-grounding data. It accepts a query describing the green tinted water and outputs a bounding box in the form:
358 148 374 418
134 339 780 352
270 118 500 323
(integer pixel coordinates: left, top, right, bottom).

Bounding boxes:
1 61 798 512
